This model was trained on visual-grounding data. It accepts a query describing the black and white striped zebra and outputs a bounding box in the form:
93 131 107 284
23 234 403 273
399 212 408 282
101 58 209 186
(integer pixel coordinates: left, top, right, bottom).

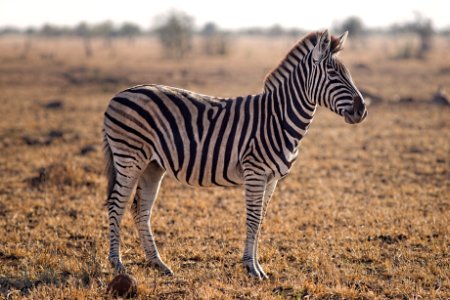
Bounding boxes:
103 30 367 279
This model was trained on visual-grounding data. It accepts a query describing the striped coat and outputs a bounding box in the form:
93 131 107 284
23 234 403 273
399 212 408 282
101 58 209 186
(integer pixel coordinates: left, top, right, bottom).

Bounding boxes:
103 30 367 279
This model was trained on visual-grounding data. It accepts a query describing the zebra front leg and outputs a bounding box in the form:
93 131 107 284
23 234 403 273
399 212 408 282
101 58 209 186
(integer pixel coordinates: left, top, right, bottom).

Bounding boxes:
107 173 138 273
242 170 267 279
131 162 173 275
253 179 278 279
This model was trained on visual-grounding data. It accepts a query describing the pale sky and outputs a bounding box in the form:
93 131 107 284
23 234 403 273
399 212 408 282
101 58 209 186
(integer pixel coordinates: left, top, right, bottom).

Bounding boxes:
0 0 448 30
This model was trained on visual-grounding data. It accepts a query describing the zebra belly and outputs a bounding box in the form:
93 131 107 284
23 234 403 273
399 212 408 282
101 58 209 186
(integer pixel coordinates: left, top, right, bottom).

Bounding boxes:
156 155 244 188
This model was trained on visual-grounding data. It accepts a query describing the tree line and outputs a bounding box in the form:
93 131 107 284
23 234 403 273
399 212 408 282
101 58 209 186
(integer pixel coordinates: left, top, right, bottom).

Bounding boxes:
2 13 447 38
2 12 447 60
0 21 142 39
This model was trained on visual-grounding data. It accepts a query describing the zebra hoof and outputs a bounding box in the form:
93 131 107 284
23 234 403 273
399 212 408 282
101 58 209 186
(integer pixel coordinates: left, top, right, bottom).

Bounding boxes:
162 268 174 276
244 263 262 280
258 270 269 280
256 263 269 280
110 259 126 274
148 261 173 276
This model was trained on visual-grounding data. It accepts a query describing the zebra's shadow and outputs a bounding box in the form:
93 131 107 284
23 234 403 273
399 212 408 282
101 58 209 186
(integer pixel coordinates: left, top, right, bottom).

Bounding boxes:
0 240 104 297
0 270 67 297
0 264 104 297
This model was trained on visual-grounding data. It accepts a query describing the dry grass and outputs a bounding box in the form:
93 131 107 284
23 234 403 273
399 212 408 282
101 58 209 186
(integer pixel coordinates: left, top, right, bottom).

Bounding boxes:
0 35 449 299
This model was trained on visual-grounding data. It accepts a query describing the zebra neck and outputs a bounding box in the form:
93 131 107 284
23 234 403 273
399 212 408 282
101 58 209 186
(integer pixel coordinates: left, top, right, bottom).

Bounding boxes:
266 80 316 151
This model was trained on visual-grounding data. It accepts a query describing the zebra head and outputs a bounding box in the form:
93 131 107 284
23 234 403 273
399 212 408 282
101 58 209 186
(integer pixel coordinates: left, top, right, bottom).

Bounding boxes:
308 30 367 124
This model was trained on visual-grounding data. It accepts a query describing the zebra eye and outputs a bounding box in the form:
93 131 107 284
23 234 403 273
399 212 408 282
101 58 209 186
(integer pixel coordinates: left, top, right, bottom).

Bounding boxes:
326 64 335 72
328 69 338 76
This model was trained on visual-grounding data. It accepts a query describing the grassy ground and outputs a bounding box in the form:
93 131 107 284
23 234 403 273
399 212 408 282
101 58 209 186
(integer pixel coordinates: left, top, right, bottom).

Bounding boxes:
0 35 449 299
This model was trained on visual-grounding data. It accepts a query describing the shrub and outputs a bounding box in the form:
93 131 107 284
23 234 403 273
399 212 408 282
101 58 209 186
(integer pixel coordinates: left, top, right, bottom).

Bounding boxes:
200 22 229 56
155 11 194 59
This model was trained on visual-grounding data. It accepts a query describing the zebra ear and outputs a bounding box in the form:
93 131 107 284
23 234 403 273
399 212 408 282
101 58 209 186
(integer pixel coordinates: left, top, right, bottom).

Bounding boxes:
312 29 331 63
332 31 348 54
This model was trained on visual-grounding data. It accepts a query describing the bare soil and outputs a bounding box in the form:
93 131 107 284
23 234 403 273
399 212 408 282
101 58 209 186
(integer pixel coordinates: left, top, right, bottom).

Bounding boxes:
0 35 449 299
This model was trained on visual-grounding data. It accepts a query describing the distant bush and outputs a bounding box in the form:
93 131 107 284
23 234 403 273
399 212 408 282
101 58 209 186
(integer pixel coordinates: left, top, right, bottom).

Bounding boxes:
200 22 230 56
91 21 115 38
154 11 194 59
5 21 143 40
118 22 141 41
74 22 93 57
0 26 21 35
414 17 433 58
389 13 434 59
40 24 71 36
393 41 415 60
335 16 365 37
267 24 284 37
236 25 304 37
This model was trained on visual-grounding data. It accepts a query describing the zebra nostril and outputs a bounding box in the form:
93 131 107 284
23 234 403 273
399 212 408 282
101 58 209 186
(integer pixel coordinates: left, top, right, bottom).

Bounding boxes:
353 95 365 115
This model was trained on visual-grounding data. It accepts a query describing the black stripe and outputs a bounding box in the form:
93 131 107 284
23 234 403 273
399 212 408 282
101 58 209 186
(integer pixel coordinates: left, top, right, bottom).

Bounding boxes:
237 95 251 155
291 65 314 120
250 95 260 139
199 106 222 186
222 97 242 185
164 93 198 184
177 89 208 138
259 94 282 174
106 133 148 160
112 152 138 161
105 111 174 173
115 168 131 179
250 96 272 175
123 90 184 177
211 101 232 186
270 115 283 153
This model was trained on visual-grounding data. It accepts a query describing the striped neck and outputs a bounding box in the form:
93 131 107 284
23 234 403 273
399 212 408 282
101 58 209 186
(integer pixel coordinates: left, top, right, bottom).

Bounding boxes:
260 36 319 150
261 74 316 153
263 33 317 93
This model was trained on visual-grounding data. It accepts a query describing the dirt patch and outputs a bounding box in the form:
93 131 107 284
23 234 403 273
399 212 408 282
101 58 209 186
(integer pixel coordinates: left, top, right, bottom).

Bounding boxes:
79 144 96 156
368 234 408 244
22 130 78 146
27 162 96 190
42 99 64 110
62 66 129 86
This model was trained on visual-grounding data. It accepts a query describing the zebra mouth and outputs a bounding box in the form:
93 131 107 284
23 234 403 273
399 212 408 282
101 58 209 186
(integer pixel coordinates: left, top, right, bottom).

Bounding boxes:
344 111 356 124
344 110 366 124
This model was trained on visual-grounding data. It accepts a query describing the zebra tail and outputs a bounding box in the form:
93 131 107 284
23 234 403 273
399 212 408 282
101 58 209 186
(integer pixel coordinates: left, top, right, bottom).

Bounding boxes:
102 130 116 206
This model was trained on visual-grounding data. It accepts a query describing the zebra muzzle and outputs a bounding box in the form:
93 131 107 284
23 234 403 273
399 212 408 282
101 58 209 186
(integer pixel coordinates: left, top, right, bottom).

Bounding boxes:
344 95 367 124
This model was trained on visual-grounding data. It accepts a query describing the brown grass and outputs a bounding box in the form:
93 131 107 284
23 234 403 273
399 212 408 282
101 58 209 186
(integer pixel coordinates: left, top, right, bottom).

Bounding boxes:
0 35 449 299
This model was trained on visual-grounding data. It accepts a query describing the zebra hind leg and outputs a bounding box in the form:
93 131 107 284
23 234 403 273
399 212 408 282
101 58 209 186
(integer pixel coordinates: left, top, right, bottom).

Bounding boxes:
107 171 140 273
104 136 142 273
131 161 173 275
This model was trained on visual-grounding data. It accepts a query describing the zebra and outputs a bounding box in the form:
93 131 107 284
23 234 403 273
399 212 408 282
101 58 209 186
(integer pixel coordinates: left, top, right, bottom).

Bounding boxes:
102 29 367 279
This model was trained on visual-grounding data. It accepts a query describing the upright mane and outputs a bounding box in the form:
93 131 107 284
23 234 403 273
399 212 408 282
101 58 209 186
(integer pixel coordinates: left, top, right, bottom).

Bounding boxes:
263 31 344 92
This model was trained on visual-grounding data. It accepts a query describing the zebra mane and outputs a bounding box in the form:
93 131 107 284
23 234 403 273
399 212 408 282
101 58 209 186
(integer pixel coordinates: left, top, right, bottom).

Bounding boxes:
263 31 343 92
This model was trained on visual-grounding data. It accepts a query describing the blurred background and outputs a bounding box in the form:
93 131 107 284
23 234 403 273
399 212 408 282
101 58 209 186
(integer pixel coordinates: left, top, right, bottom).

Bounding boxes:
0 0 449 100
0 1 449 299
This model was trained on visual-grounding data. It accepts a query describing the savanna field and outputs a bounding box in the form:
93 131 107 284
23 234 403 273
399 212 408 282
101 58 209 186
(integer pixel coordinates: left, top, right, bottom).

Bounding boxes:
0 34 449 299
